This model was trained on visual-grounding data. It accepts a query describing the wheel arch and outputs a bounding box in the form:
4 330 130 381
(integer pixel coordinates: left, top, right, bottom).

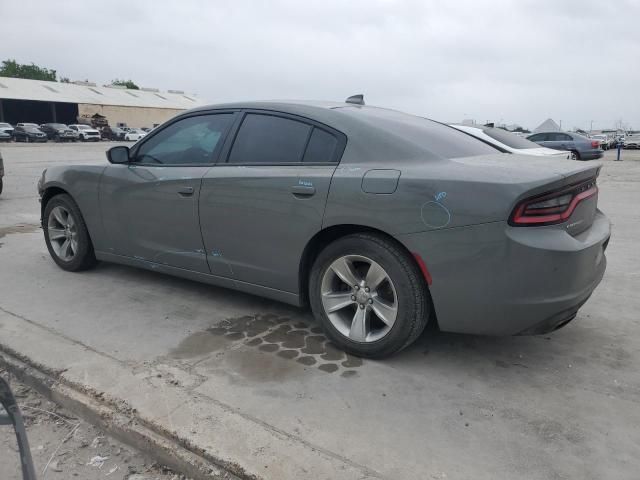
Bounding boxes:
40 187 96 250
298 224 438 328
40 185 71 220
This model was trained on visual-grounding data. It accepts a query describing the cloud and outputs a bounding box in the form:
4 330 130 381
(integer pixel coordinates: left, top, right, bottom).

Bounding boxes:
1 0 638 130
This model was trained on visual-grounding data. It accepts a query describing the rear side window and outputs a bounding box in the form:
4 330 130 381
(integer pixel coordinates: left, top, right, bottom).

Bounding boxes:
527 133 546 141
303 128 338 163
228 114 311 164
482 127 541 149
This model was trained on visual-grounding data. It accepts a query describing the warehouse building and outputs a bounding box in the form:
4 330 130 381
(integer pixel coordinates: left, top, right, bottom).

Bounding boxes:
0 76 205 128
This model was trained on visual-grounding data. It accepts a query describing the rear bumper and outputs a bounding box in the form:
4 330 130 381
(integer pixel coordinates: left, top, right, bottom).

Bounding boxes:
580 149 604 160
398 211 610 335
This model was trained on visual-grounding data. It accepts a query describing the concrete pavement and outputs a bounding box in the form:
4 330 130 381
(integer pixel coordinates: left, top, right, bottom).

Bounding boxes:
1 143 639 479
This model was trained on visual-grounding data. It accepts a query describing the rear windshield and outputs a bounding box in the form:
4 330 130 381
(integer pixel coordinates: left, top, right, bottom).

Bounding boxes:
482 127 541 149
337 107 500 159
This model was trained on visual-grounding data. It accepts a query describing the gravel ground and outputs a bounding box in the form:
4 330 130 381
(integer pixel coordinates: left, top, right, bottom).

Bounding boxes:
0 369 187 480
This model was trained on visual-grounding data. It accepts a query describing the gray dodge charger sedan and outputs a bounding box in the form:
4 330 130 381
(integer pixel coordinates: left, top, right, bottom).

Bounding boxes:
37 99 611 358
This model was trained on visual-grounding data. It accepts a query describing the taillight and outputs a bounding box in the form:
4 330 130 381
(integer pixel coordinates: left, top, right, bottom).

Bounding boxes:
591 140 600 148
509 179 598 226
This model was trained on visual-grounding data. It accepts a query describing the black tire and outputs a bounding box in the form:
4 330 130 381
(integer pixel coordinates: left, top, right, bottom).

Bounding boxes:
0 178 3 195
309 233 430 358
43 194 97 271
571 150 581 160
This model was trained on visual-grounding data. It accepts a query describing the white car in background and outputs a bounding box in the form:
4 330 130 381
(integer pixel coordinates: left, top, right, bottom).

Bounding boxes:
590 134 610 150
624 135 640 149
0 122 15 136
69 124 101 142
124 128 147 142
450 125 572 159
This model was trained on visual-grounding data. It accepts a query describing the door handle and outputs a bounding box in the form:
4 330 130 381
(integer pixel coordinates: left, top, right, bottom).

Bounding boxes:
291 185 316 196
177 186 194 197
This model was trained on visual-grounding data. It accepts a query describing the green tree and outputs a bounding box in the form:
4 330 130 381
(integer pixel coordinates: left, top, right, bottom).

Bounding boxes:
0 59 57 81
111 79 140 90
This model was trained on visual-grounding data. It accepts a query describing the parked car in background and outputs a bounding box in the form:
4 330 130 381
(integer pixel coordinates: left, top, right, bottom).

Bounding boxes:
0 130 11 142
451 125 572 159
0 122 14 137
69 124 101 142
590 134 610 150
101 126 127 141
13 125 48 142
526 132 603 160
124 128 147 141
624 135 640 149
37 99 610 357
40 123 78 142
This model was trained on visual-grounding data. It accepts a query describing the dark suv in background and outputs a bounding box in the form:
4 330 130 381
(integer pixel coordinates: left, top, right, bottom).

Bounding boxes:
12 125 47 143
527 131 603 160
40 123 78 142
101 125 127 141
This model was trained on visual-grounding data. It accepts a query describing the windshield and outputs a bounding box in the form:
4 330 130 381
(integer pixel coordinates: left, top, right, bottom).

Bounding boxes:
48 123 67 129
482 127 541 149
24 127 41 133
76 125 91 130
0 123 10 127
338 107 500 159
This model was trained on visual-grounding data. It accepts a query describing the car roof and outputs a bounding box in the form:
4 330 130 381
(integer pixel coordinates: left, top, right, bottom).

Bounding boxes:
186 100 433 139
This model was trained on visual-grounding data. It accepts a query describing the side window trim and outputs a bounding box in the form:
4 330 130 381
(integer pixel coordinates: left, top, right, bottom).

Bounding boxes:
221 109 347 166
130 110 239 167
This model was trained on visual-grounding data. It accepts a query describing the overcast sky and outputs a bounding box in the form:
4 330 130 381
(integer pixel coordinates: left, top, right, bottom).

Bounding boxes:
1 0 639 130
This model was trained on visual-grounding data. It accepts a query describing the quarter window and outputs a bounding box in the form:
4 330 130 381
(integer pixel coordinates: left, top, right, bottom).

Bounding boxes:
135 114 233 165
228 114 311 164
303 128 339 163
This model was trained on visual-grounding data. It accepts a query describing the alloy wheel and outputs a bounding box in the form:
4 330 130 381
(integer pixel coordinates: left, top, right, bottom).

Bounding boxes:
321 255 398 342
47 206 78 261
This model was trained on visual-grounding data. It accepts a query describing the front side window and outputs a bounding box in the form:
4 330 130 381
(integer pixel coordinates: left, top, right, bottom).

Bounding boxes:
135 114 233 165
228 114 311 164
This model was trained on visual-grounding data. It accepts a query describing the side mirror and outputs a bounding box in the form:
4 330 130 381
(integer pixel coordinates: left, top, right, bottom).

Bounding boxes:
106 145 130 164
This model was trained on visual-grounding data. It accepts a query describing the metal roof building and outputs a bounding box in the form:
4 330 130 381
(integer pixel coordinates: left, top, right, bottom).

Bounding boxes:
0 76 205 128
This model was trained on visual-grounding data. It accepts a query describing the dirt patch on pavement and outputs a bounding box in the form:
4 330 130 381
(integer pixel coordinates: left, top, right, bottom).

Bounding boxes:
0 224 40 248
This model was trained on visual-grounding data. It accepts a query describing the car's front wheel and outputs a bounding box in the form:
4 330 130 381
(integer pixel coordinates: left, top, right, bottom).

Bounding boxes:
309 233 430 358
43 194 97 271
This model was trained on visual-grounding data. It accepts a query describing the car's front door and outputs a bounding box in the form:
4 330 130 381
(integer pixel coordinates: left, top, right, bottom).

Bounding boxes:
199 111 345 293
100 112 236 273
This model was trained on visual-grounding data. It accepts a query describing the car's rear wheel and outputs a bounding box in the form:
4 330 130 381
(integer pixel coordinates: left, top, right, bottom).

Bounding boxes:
43 194 97 271
309 233 430 358
571 150 581 160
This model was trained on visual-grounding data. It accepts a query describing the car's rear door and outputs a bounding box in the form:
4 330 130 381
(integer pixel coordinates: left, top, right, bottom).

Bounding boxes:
99 112 236 273
199 111 345 293
552 132 575 151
